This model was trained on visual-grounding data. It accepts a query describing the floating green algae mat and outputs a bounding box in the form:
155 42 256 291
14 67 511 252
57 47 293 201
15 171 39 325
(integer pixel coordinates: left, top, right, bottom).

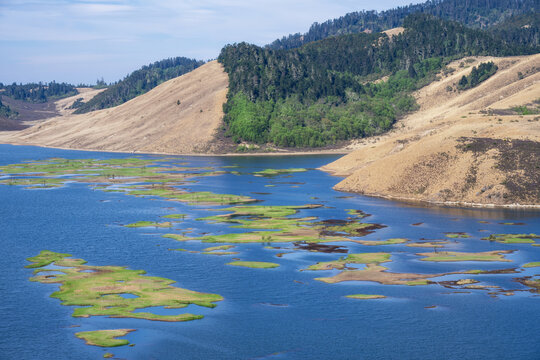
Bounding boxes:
162 234 191 241
25 250 74 269
27 251 223 322
162 214 187 219
417 250 513 262
253 168 308 176
346 294 386 300
482 233 539 244
192 204 351 244
356 238 408 246
444 232 471 239
75 329 135 347
129 188 256 206
0 157 252 206
124 221 173 228
203 245 235 252
202 251 239 256
523 262 540 268
406 241 449 248
226 261 280 269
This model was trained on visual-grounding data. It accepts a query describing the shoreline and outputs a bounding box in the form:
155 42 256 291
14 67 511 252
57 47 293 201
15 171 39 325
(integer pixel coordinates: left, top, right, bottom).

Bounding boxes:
2 140 538 210
333 188 540 210
0 140 350 157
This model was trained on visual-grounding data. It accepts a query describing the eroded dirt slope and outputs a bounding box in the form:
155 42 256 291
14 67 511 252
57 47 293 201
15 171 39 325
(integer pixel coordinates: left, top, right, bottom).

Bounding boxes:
2 61 228 154
323 54 540 207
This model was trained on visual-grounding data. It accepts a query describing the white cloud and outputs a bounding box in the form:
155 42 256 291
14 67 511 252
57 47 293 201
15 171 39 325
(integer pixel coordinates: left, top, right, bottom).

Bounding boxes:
0 0 421 83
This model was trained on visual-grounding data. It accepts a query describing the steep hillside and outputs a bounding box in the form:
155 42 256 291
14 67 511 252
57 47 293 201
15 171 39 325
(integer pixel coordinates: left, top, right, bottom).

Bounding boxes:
55 88 106 116
73 57 204 114
219 14 536 148
1 61 228 154
322 54 540 207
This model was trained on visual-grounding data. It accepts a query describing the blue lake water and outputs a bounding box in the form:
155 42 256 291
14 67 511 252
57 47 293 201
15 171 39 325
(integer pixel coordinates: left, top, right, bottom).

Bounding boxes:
0 144 539 359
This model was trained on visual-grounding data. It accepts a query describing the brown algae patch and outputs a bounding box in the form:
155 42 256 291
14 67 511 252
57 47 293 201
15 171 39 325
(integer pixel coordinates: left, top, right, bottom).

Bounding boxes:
345 294 386 300
226 261 280 269
201 245 238 256
75 329 135 347
515 277 540 292
417 250 513 262
294 242 348 253
315 264 438 286
305 252 391 271
27 251 222 322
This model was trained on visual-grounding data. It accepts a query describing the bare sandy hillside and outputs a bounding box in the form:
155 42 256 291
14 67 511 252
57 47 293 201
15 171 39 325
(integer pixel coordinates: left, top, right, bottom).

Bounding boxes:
55 87 106 117
383 27 404 37
1 61 228 154
323 54 540 207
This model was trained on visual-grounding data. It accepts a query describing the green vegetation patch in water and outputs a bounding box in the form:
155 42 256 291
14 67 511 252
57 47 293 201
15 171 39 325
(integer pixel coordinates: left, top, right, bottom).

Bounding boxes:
75 329 135 347
25 250 77 269
482 233 539 244
356 238 408 246
417 250 513 262
203 245 235 252
27 251 223 322
124 221 173 228
346 294 386 300
253 168 308 176
227 261 280 269
444 232 471 239
162 214 187 219
523 262 540 268
193 204 349 244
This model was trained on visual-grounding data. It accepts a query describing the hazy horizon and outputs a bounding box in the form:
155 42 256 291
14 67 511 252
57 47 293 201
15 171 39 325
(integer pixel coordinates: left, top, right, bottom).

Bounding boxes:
0 0 421 85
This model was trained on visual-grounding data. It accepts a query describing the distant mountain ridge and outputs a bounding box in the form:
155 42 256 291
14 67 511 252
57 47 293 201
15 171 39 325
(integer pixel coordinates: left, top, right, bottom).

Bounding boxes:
267 0 539 50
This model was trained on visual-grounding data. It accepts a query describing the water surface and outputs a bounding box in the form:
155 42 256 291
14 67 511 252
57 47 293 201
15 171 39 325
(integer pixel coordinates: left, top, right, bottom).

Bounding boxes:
0 144 539 360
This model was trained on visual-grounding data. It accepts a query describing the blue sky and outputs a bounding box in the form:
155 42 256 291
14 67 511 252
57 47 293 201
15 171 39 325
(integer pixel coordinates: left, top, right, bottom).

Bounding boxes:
0 0 421 84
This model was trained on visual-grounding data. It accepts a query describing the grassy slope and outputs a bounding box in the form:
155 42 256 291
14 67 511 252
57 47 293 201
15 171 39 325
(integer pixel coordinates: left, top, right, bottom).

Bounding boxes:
2 61 228 154
322 54 540 206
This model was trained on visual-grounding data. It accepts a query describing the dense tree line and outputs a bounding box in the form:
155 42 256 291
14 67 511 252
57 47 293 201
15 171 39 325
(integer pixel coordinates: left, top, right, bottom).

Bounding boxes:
74 57 204 114
218 14 539 148
0 82 78 103
268 0 539 50
0 98 18 119
458 62 498 90
488 13 540 47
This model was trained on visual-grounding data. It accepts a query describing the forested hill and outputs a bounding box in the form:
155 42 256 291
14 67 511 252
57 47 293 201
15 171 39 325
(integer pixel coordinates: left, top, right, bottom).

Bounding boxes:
0 98 18 119
0 82 78 103
489 12 540 47
268 0 538 50
74 57 204 114
218 14 539 148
